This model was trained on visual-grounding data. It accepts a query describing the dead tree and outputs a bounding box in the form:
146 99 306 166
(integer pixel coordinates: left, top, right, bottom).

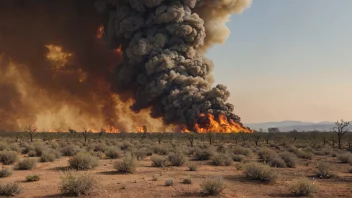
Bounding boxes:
156 132 165 144
24 125 37 142
187 133 195 147
69 128 77 139
82 128 91 143
333 120 351 149
252 131 262 146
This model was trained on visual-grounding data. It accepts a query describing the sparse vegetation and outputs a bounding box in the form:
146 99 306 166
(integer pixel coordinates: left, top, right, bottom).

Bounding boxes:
168 150 187 166
244 163 279 183
17 158 37 170
338 153 352 163
26 174 40 182
289 178 317 196
68 152 99 170
151 155 168 167
0 183 22 196
188 163 198 171
114 154 137 173
316 162 334 178
0 151 18 165
59 171 97 196
200 177 226 196
211 153 232 166
165 179 173 186
0 168 12 178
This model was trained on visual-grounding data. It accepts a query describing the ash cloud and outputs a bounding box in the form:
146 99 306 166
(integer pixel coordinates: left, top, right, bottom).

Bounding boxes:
96 0 251 130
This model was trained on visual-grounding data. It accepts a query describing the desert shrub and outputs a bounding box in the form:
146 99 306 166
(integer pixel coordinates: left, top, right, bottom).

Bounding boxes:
26 174 40 182
68 152 98 170
244 163 279 183
61 145 79 156
168 151 187 166
232 146 252 156
153 145 169 155
316 162 334 178
152 174 159 181
91 144 108 153
0 183 22 196
232 154 245 162
0 168 12 178
0 142 9 151
337 153 352 163
33 143 45 156
134 149 147 160
27 150 37 157
0 151 18 165
188 163 198 171
114 154 137 173
235 163 243 170
16 158 36 170
211 154 232 166
331 153 337 157
183 177 192 184
40 152 56 162
279 152 297 168
105 147 121 159
286 145 297 153
60 171 97 196
8 144 20 152
269 157 286 168
90 151 105 159
120 141 133 151
151 155 168 167
194 148 214 160
295 150 313 160
258 148 278 163
217 145 227 153
200 177 226 196
21 144 34 154
289 178 317 197
165 179 173 186
322 148 332 156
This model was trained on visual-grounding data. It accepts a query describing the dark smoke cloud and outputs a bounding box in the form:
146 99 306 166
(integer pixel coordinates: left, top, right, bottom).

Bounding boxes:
95 0 251 130
0 0 164 132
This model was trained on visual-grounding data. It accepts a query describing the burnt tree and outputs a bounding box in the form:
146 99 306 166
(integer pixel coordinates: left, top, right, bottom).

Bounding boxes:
24 125 37 142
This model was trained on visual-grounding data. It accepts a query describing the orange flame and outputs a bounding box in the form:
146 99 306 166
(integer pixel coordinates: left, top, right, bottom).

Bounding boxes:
96 25 104 39
193 113 252 133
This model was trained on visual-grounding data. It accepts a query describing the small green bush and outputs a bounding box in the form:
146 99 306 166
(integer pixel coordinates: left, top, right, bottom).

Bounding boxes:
289 178 317 196
151 155 168 167
114 154 137 173
0 183 22 196
59 171 97 196
68 153 98 170
168 151 188 166
0 168 12 178
26 174 40 182
200 177 226 196
244 163 279 183
0 151 18 165
17 158 36 170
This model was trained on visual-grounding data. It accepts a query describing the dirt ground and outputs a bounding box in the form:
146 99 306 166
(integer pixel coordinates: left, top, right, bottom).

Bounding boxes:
1 151 352 198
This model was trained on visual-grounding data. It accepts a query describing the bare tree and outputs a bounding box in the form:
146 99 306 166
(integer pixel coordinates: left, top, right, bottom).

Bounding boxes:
156 132 165 144
186 133 195 147
69 128 77 138
252 131 262 146
207 132 214 145
24 125 37 142
82 128 91 143
333 120 351 149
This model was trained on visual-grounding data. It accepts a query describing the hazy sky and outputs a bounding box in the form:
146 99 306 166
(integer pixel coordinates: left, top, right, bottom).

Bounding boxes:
207 0 352 124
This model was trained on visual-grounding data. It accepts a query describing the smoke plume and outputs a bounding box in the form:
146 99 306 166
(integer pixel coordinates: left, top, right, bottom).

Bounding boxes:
95 0 252 130
0 0 251 132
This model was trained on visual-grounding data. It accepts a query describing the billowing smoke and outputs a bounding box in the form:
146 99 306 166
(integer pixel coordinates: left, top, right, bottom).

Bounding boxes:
95 0 252 130
0 0 165 132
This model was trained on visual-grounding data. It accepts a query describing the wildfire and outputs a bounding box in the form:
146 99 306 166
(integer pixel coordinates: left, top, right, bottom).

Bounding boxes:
45 44 72 70
193 113 252 133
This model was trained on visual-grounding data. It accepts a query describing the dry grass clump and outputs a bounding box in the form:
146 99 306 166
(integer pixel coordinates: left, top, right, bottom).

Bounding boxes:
105 147 122 159
0 183 22 196
40 152 56 162
168 150 188 166
0 142 9 151
211 153 232 166
153 145 169 155
188 163 198 171
279 152 297 168
68 152 98 170
0 168 12 178
26 174 40 182
232 146 252 156
294 150 313 160
244 163 279 183
258 148 278 163
61 145 79 156
151 155 168 167
337 153 352 163
183 177 192 184
316 162 334 178
59 171 97 196
268 157 286 168
134 148 148 160
8 144 20 152
16 158 37 170
194 148 214 160
232 154 245 162
200 177 226 196
165 179 174 186
0 151 18 165
289 178 317 196
114 154 137 173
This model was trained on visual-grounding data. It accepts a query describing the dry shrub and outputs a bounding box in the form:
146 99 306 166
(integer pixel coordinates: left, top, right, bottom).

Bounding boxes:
59 171 97 196
27 151 37 157
258 148 278 163
26 174 40 182
114 154 137 173
153 145 169 155
0 142 9 151
200 177 226 196
337 153 352 163
289 178 317 196
0 151 18 165
0 183 22 196
168 150 188 166
151 155 168 167
232 154 245 162
61 145 79 156
9 144 20 152
16 158 36 170
194 148 214 160
183 177 192 184
279 152 297 168
134 148 148 160
165 179 173 186
40 152 56 162
0 168 12 178
68 152 98 170
244 163 279 183
269 157 286 168
211 154 232 166
188 163 198 171
316 162 334 178
105 147 122 159
232 146 252 156
295 150 313 160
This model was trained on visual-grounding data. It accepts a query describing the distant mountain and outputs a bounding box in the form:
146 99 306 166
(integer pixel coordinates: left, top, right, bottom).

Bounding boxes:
245 121 335 132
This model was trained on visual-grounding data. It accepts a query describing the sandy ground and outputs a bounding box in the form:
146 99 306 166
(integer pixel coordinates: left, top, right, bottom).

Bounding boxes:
1 152 352 198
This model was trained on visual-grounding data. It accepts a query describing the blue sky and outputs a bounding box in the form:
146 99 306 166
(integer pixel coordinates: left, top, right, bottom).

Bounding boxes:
207 0 352 123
